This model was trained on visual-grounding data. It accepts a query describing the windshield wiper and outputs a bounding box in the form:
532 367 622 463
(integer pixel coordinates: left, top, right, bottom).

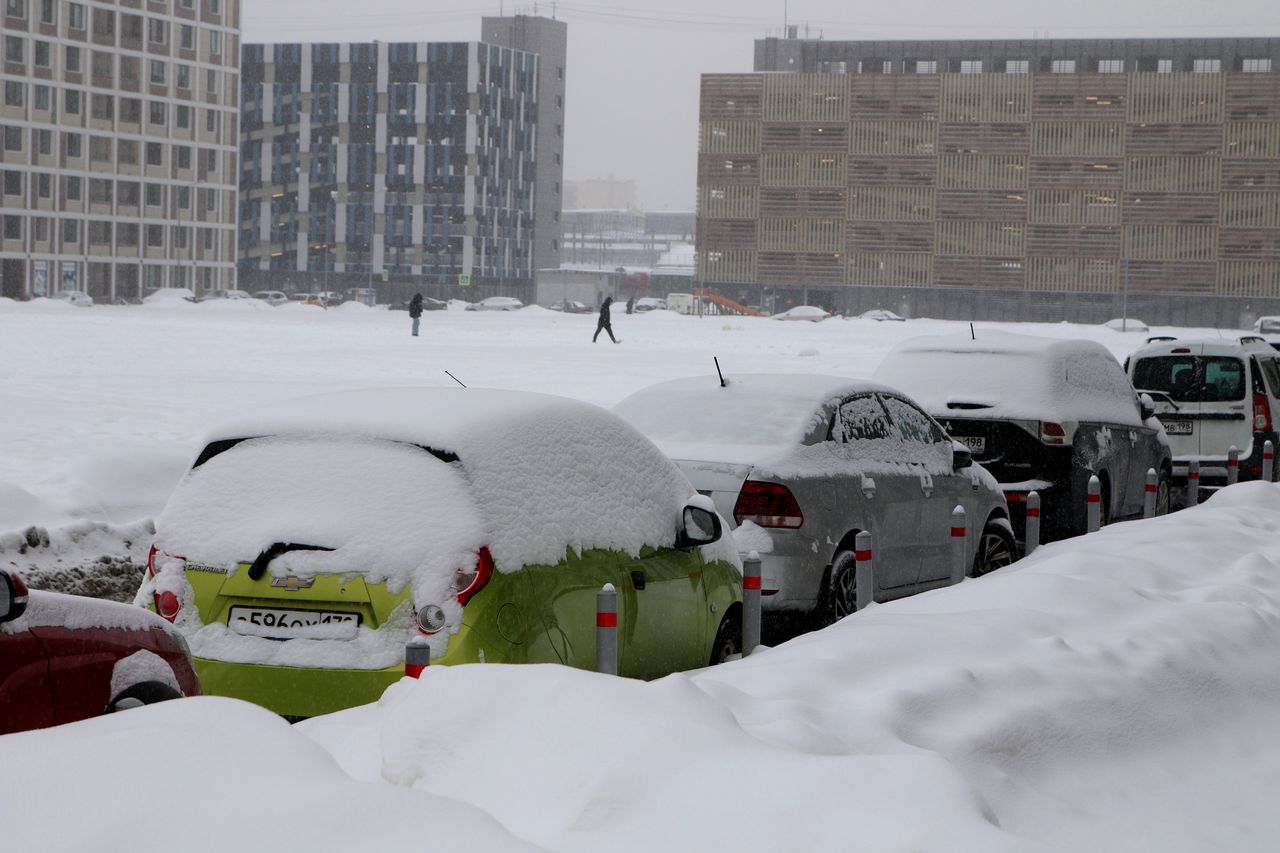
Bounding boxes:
1136 389 1181 412
247 542 335 581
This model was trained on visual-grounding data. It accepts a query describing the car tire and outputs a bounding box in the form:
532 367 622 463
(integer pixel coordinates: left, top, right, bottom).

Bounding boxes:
1156 469 1172 516
971 520 1016 578
825 549 860 624
104 680 182 714
708 610 742 666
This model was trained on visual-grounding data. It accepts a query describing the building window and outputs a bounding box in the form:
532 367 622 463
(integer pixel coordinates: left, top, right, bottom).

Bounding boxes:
176 185 190 209
4 125 23 151
1051 59 1076 73
1097 59 1124 73
145 183 161 206
173 226 187 249
33 84 49 110
65 44 80 72
64 175 81 199
33 39 49 67
39 0 53 24
959 60 983 74
176 64 191 89
149 101 166 126
91 93 113 120
205 109 217 132
205 189 215 211
119 97 140 123
117 139 137 164
177 146 191 169
150 60 166 84
1193 58 1221 73
4 35 24 63
4 81 23 107
68 2 84 28
1243 58 1273 73
37 172 51 197
36 128 50 155
149 18 167 44
209 30 222 55
62 219 78 245
145 142 162 166
210 0 222 14
206 148 217 171
91 7 113 37
89 135 110 162
64 89 80 115
5 0 24 18
207 69 218 94
2 170 20 195
1005 60 1029 74
914 60 937 74
147 224 163 247
176 104 190 128
63 132 81 157
1157 59 1173 73
180 24 194 50
4 216 23 241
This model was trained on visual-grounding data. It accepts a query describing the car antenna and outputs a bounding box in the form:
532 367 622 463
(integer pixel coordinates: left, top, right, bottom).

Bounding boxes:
714 356 728 388
970 322 976 340
445 370 467 388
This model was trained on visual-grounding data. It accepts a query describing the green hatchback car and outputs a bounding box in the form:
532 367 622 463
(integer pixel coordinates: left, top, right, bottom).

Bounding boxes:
136 388 743 718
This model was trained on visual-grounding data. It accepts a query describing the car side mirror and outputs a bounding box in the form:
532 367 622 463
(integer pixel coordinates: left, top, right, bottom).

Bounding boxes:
1139 393 1156 420
0 571 29 624
676 504 722 549
951 442 973 471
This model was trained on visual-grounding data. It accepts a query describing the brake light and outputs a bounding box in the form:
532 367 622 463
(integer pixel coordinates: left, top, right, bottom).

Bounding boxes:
154 590 181 622
1002 491 1026 503
451 547 494 606
147 544 157 577
1040 422 1066 445
1254 392 1272 432
9 571 28 604
734 481 804 529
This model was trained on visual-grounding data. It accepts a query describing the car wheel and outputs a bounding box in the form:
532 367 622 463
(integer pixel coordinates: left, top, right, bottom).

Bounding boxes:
826 549 859 624
708 611 742 666
104 680 182 714
971 521 1017 577
1156 470 1171 516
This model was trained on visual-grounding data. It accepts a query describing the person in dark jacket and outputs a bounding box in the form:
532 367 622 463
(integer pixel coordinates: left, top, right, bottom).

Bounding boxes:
593 296 619 343
626 296 636 315
408 293 424 337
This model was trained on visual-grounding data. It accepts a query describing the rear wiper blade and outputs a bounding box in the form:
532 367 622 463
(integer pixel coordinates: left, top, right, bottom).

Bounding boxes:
247 542 335 581
1137 389 1181 412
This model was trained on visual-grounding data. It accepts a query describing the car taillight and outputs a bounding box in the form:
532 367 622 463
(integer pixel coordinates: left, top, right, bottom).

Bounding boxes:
154 590 181 622
147 544 158 577
10 571 28 604
1254 392 1272 432
1040 421 1066 445
451 547 494 606
734 481 804 529
1002 491 1026 503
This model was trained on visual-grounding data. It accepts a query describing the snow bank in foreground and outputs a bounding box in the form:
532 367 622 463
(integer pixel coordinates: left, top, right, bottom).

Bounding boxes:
301 482 1280 852
0 697 536 853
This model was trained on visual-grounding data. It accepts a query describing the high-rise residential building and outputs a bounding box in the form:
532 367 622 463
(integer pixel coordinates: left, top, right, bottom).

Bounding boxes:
0 0 241 300
697 37 1280 324
238 38 539 298
482 14 566 274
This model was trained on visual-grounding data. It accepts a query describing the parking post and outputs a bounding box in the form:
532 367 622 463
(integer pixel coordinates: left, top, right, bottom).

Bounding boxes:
1266 440 1275 482
854 531 873 612
1143 469 1158 518
951 505 967 582
1187 460 1200 507
1087 475 1102 533
404 638 430 679
1025 491 1041 556
596 583 618 676
742 551 761 656
1227 447 1240 486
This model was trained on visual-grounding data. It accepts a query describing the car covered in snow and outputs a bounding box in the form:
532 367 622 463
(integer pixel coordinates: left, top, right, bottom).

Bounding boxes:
634 297 667 312
466 296 524 311
53 290 95 307
198 289 253 302
252 290 288 307
138 388 742 719
614 375 1013 626
1104 318 1149 332
1 567 199 734
876 333 1171 543
857 308 906 322
1127 336 1280 495
771 306 830 322
547 299 593 313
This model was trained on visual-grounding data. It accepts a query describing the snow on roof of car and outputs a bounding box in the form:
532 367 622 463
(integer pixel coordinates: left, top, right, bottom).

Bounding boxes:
615 373 885 464
185 387 696 575
875 332 1143 426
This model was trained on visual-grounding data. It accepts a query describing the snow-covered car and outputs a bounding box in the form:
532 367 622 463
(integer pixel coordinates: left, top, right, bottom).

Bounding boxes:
1127 336 1280 496
615 374 1013 626
0 567 199 734
466 296 525 311
143 287 196 304
138 388 742 719
876 333 1172 543
198 289 252 302
634 297 666 312
772 306 830 322
857 308 906 322
54 290 94 307
253 290 288 306
547 299 592 313
1104 318 1149 332
1255 317 1280 335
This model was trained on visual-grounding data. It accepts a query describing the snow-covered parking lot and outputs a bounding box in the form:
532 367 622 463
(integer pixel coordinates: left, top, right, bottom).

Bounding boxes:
4 298 1280 851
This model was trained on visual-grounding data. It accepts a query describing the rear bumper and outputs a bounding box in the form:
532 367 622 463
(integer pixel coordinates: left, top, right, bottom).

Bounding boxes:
194 656 403 719
742 532 829 613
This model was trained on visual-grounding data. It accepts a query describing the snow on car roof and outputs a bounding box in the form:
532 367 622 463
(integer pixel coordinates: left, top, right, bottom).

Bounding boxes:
875 332 1143 426
615 373 886 464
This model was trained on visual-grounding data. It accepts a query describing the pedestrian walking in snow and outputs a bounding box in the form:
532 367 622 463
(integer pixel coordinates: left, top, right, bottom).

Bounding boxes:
408 293 424 337
593 296 619 344
626 296 636 315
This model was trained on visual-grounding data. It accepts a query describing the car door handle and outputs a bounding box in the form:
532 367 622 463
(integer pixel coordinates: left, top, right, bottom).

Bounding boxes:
631 570 646 591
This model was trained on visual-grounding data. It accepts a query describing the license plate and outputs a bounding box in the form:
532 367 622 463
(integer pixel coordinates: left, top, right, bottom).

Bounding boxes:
955 436 986 454
1163 419 1193 435
228 606 361 640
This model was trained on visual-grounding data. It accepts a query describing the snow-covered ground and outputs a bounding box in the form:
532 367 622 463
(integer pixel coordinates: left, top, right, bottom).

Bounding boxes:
4 297 1278 851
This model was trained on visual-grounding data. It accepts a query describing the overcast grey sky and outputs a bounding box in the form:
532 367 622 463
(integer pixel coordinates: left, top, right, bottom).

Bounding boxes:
244 1 1277 211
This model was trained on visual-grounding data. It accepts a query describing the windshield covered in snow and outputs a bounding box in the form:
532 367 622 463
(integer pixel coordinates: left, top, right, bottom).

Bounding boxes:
615 380 834 448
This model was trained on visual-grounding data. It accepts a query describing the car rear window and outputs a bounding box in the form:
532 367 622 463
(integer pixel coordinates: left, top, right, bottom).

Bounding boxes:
1132 356 1246 402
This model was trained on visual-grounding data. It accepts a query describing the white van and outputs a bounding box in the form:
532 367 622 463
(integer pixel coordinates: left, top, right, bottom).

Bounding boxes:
1128 336 1280 491
665 293 696 315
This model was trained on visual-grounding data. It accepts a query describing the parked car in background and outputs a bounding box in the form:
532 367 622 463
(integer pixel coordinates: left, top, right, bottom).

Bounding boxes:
876 333 1171 544
615 374 1013 627
665 293 697 315
771 306 831 322
466 296 525 311
0 568 199 735
634 297 667 312
1127 336 1280 496
53 290 94 307
1253 317 1280 351
315 291 344 307
198 289 252 302
857 308 906 322
139 388 741 719
346 287 378 307
548 299 593 313
253 291 288 306
1104 318 1150 332
143 287 197 304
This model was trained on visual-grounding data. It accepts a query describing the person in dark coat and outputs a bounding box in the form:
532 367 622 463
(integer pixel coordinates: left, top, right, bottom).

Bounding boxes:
593 296 619 343
626 296 636 315
408 293 424 337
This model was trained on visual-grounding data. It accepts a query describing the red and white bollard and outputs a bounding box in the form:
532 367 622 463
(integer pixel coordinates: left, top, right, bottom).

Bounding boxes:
1187 460 1200 507
1025 491 1041 556
951 505 967 582
1227 446 1240 486
1265 440 1275 482
596 583 618 675
854 531 873 612
1086 475 1102 533
1143 468 1158 518
742 551 761 656
405 639 431 679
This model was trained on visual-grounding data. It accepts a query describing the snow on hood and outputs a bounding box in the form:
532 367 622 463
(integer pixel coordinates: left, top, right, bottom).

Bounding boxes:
875 331 1144 426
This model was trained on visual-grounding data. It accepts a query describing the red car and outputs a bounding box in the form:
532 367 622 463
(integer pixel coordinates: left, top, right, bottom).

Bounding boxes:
0 568 200 735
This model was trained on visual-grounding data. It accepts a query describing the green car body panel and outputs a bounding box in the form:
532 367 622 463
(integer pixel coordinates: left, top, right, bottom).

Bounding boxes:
166 546 741 719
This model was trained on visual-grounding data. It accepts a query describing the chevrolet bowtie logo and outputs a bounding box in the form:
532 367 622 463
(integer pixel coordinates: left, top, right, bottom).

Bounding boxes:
270 575 315 591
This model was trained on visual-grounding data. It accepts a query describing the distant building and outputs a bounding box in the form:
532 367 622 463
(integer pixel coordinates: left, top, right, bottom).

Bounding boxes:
0 0 241 300
695 36 1280 324
565 177 635 210
562 208 694 268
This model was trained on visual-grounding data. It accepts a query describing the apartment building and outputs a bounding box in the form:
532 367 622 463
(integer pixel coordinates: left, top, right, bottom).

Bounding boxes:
697 37 1280 324
0 0 241 300
237 38 539 298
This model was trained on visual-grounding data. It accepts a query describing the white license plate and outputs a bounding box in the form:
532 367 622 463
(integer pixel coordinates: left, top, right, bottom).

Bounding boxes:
1163 419 1194 435
955 436 986 454
228 606 360 640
